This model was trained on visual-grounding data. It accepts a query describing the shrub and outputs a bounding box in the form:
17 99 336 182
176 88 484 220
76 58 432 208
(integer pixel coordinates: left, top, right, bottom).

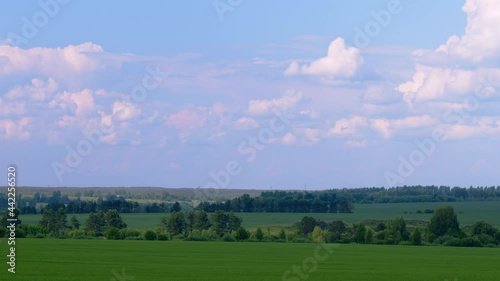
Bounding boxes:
144 230 157 241
233 227 250 241
105 227 122 240
157 234 169 241
445 237 482 247
222 233 235 242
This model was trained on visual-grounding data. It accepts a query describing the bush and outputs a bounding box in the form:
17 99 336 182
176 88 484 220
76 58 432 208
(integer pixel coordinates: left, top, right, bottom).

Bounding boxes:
144 230 157 241
233 227 250 241
445 237 482 247
222 233 235 242
157 234 170 241
120 229 142 239
105 227 122 240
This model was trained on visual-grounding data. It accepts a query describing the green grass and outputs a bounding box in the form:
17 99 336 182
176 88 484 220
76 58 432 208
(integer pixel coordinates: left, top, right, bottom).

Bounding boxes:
20 201 500 230
2 239 499 281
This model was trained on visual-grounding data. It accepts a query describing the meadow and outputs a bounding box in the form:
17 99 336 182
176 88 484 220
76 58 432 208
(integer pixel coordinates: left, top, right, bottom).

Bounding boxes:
19 201 500 230
2 239 499 281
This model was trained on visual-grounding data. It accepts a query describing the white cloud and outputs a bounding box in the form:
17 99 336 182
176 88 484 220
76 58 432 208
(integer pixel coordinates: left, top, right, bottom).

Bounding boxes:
55 89 96 116
112 101 141 121
165 107 208 130
284 37 362 78
0 42 105 78
5 78 58 101
234 117 259 130
435 0 500 63
270 132 297 145
371 115 436 139
248 90 302 115
345 139 367 148
328 116 368 137
0 118 32 140
0 99 25 116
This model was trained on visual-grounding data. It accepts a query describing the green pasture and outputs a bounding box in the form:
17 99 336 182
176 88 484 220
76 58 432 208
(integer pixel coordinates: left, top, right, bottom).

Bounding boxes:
1 239 499 281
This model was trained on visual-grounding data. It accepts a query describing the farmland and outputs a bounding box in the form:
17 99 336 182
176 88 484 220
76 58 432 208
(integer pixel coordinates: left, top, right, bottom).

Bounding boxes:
2 239 499 281
19 201 500 230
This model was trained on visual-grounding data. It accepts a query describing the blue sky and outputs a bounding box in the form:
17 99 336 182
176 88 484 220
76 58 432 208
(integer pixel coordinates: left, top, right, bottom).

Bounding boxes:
1 0 500 189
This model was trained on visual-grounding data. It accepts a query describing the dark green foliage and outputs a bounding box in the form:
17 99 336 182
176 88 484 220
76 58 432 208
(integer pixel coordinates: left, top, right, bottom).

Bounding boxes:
429 206 460 237
105 227 121 240
211 211 229 237
410 228 422 246
193 210 210 230
353 224 367 243
70 215 80 229
471 221 497 236
167 212 186 236
170 201 182 212
104 209 127 229
278 228 286 240
255 228 264 241
297 216 318 235
234 227 250 241
144 230 157 240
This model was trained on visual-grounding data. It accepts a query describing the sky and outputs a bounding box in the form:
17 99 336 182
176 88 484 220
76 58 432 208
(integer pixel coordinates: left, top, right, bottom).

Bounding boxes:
1 0 500 189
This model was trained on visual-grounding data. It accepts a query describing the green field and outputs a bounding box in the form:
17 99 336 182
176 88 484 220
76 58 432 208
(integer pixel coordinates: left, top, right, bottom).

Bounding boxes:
2 239 499 281
19 201 500 230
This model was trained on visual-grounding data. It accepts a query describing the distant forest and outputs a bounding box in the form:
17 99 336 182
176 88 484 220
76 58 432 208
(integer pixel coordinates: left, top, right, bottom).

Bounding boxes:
1 185 499 214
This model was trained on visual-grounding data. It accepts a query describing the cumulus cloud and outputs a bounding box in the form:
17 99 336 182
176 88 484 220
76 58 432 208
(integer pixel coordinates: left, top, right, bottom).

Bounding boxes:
0 117 32 140
434 0 500 63
0 99 25 116
165 107 208 130
5 78 58 101
53 89 96 116
285 37 362 78
0 42 105 78
248 90 302 115
371 115 436 139
112 101 141 121
234 117 259 130
328 116 368 137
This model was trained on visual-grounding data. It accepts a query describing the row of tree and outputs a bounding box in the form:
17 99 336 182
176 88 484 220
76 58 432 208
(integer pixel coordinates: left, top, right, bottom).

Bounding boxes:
15 200 183 215
197 192 354 213
294 206 500 247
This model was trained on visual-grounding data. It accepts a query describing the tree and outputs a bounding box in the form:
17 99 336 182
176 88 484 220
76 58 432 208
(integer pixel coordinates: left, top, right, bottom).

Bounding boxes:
186 211 195 233
170 202 181 212
194 210 210 230
386 217 410 243
234 227 250 241
471 221 497 237
228 212 242 232
354 224 367 243
70 215 80 229
39 207 67 237
278 228 287 240
85 211 106 236
167 212 186 236
211 211 229 237
157 216 168 234
429 206 460 237
298 216 318 235
104 209 127 229
105 227 121 240
255 228 264 241
312 226 325 242
365 228 374 244
328 220 347 241
410 228 422 246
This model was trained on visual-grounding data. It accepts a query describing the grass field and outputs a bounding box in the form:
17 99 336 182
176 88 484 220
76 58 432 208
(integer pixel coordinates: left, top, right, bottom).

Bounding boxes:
19 201 500 230
2 239 499 281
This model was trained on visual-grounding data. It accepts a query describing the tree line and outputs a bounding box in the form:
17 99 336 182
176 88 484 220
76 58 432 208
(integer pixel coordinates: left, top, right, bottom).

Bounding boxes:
197 192 354 213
